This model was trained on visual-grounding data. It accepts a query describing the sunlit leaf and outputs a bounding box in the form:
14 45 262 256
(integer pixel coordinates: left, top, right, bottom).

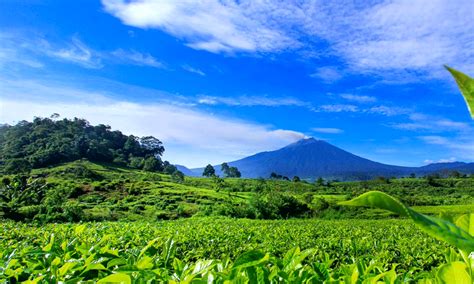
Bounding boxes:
97 273 131 284
445 65 474 119
436 261 471 284
340 191 474 253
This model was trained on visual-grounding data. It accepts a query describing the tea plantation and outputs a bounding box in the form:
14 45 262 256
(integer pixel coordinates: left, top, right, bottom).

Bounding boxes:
1 160 473 282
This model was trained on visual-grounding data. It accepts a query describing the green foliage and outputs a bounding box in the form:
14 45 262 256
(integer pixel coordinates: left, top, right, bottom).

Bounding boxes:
0 176 47 220
0 219 462 282
142 156 163 172
250 192 310 219
202 164 215 177
221 163 241 178
171 170 185 183
0 117 166 172
340 191 474 253
445 65 474 118
3 158 32 174
341 191 474 282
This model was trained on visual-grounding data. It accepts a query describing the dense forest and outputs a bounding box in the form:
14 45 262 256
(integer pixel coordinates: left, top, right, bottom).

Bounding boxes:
0 115 181 176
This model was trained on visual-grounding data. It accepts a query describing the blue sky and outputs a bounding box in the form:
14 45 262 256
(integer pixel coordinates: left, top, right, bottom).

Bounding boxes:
0 0 473 168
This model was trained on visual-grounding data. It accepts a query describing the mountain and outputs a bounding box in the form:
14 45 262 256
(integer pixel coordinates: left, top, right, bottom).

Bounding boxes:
189 138 474 180
175 165 195 176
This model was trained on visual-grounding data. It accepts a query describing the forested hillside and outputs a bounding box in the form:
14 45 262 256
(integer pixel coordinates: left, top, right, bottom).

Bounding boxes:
0 116 181 177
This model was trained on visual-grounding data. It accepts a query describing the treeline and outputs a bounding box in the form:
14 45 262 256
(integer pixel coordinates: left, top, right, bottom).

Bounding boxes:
0 115 181 177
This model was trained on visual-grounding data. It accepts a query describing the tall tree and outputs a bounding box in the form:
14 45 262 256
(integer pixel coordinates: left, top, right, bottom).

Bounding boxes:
139 136 165 157
221 162 230 177
228 166 241 178
202 164 216 177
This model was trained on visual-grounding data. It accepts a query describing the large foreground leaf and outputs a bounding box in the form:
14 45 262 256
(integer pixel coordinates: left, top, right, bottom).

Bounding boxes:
445 65 474 119
340 191 474 253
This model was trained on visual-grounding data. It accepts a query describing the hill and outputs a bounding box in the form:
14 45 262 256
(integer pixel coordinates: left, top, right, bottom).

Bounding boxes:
1 160 473 223
191 138 474 180
0 117 182 176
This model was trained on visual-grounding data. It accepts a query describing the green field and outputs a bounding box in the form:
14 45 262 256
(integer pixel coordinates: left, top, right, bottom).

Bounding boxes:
1 160 474 282
0 219 452 282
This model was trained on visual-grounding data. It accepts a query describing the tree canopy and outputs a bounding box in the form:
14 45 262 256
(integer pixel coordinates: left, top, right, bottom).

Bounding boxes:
0 116 168 173
202 164 216 177
221 163 241 178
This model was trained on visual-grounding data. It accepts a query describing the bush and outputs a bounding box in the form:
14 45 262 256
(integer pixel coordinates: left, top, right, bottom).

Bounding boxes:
62 164 102 180
250 192 310 219
3 158 32 174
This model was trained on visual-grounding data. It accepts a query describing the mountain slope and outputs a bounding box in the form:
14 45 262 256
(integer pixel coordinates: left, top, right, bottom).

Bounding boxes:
190 138 474 180
222 138 413 179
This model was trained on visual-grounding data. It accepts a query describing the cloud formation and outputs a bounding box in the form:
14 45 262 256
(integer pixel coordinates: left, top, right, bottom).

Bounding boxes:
312 127 344 134
102 0 474 77
111 49 165 68
0 77 305 167
0 32 166 70
341 94 377 103
182 65 206 76
102 0 297 53
197 95 307 107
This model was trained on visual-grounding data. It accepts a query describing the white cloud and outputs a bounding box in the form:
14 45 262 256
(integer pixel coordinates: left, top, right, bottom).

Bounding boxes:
305 0 474 77
111 49 164 68
0 32 170 70
101 0 298 53
369 106 410 116
309 66 343 83
0 77 305 167
424 157 457 164
393 113 470 132
341 94 376 103
318 104 359 113
182 65 206 76
43 36 103 69
312 127 344 134
197 95 307 107
102 1 473 77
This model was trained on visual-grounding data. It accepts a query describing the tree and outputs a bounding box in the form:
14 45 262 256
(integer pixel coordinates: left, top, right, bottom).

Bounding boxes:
3 158 32 174
171 170 185 183
142 157 163 172
139 136 165 157
228 166 241 178
292 176 301 182
221 163 230 176
163 161 178 175
202 164 216 177
449 171 461 178
315 177 324 186
0 117 167 173
129 157 145 169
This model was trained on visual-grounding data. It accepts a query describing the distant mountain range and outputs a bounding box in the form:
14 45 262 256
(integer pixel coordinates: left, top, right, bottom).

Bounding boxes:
179 138 474 180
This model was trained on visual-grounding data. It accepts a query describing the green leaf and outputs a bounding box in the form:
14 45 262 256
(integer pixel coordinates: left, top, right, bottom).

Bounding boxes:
340 191 474 253
436 261 471 284
136 255 154 270
42 234 55 252
84 263 107 272
107 258 127 269
74 224 87 235
456 214 474 236
445 65 474 119
97 273 131 284
232 250 269 270
58 262 77 277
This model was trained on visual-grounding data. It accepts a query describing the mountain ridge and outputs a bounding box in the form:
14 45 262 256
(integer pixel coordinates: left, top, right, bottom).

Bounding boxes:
185 138 474 180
